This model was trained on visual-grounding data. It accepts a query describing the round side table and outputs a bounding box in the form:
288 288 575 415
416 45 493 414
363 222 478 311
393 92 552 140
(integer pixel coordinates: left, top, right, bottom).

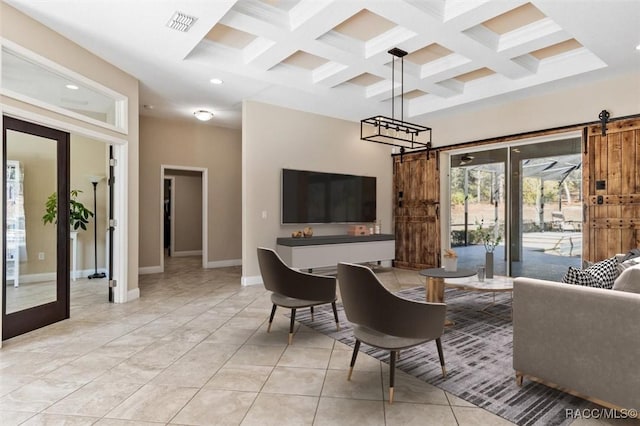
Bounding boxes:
419 268 476 326
418 268 477 303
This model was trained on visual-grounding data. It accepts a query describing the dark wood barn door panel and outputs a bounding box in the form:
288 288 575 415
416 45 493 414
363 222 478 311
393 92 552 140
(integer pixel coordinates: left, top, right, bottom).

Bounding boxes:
393 153 440 269
584 118 640 262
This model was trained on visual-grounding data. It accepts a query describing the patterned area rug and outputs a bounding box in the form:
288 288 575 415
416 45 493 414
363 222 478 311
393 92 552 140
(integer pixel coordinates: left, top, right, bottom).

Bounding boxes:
294 287 594 426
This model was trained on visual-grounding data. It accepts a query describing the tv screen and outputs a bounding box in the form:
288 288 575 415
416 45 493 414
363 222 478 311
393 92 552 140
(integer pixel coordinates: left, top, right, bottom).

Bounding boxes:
282 169 376 224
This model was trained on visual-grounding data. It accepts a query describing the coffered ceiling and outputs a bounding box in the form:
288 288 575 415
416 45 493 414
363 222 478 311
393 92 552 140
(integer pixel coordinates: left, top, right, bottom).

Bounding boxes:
5 0 640 129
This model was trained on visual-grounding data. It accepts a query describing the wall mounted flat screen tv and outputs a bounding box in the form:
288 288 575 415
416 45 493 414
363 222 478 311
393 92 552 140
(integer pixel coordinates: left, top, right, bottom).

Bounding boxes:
282 169 376 224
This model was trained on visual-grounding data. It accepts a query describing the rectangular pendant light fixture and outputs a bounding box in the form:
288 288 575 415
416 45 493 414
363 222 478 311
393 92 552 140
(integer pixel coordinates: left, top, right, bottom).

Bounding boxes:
361 48 432 153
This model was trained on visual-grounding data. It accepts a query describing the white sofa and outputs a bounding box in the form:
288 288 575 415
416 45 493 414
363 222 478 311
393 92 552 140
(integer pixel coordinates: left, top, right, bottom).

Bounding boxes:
512 265 640 411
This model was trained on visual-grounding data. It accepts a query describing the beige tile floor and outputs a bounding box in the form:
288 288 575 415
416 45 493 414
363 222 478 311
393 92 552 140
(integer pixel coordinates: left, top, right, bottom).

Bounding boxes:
5 280 58 313
0 256 625 426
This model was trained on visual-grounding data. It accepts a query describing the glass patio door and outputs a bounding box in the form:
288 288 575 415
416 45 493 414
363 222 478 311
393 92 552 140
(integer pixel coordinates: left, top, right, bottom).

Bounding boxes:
2 116 70 340
449 137 582 281
449 148 507 275
507 139 582 280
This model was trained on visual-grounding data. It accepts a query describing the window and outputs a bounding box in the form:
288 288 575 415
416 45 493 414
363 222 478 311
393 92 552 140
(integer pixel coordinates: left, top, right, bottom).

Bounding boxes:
1 42 128 133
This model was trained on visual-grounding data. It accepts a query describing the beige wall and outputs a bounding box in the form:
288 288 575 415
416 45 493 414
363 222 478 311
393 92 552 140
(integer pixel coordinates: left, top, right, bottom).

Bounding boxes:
242 101 394 282
426 71 640 147
166 171 203 253
1 4 139 298
139 115 242 269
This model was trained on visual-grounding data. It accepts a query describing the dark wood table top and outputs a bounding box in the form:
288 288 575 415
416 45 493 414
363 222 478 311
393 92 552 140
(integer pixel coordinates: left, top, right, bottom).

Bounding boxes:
418 268 476 279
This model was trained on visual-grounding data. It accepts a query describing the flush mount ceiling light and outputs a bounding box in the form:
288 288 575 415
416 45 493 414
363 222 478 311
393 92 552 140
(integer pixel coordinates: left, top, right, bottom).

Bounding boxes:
361 47 432 158
65 84 79 90
167 11 198 32
193 110 214 121
210 78 224 85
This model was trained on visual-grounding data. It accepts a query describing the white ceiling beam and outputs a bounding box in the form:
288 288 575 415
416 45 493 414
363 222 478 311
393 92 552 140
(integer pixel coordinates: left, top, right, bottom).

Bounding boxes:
409 47 607 118
443 0 528 31
226 1 362 71
497 18 565 53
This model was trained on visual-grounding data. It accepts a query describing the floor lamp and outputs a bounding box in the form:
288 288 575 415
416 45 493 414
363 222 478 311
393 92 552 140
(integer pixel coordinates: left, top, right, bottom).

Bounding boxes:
88 175 106 279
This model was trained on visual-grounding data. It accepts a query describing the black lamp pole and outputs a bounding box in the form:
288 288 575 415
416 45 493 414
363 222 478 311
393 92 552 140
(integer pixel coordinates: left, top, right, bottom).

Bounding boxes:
88 180 105 279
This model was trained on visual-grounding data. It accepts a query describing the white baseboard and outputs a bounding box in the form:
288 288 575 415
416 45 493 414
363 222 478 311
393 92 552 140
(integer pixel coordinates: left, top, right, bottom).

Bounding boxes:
127 287 140 301
207 258 242 269
17 272 56 284
12 268 108 285
241 275 263 286
138 266 163 275
172 250 202 257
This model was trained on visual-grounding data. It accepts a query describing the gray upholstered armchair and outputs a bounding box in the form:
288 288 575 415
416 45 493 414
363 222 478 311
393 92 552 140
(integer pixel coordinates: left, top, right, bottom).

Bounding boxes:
257 247 339 344
337 262 447 404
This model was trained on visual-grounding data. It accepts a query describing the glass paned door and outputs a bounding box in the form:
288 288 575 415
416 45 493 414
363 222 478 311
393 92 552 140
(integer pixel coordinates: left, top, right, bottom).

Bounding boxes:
448 138 582 281
449 148 507 275
2 116 70 340
508 140 582 280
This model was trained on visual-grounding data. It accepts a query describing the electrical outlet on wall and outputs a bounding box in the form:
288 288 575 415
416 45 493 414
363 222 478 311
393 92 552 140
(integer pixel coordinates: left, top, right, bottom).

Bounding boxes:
38 252 45 260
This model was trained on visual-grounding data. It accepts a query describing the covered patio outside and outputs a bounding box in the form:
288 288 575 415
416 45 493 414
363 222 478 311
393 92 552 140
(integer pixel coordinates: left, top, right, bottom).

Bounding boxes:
450 151 582 281
454 231 582 282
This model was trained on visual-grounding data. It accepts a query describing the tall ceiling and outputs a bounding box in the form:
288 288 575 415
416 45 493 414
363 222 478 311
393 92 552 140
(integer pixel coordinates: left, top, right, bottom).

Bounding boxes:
5 0 640 129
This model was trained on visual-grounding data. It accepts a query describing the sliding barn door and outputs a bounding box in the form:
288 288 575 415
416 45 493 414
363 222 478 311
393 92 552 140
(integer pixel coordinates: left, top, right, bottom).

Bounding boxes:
584 118 640 261
393 152 440 269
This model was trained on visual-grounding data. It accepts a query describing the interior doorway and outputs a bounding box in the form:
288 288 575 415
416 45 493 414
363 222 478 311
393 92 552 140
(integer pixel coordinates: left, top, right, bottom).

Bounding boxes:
163 176 175 257
160 165 208 271
2 105 131 310
2 115 120 340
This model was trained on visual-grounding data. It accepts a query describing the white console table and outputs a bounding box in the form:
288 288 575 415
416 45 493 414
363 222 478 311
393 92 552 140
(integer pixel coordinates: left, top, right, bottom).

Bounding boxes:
276 234 395 270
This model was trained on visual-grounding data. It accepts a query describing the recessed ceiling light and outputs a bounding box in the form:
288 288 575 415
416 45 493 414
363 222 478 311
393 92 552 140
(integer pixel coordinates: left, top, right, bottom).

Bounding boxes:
210 78 224 85
636 43 640 50
65 84 79 90
194 110 214 121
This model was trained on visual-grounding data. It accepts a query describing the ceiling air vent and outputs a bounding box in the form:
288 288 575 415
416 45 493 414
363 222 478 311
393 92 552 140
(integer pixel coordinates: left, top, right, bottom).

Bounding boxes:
166 11 198 32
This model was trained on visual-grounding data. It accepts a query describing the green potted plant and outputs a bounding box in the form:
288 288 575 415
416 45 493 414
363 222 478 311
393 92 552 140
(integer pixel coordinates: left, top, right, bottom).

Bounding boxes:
42 189 94 231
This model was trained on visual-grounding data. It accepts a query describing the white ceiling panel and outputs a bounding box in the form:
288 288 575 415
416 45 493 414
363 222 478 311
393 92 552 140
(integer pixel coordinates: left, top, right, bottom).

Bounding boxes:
4 0 640 128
